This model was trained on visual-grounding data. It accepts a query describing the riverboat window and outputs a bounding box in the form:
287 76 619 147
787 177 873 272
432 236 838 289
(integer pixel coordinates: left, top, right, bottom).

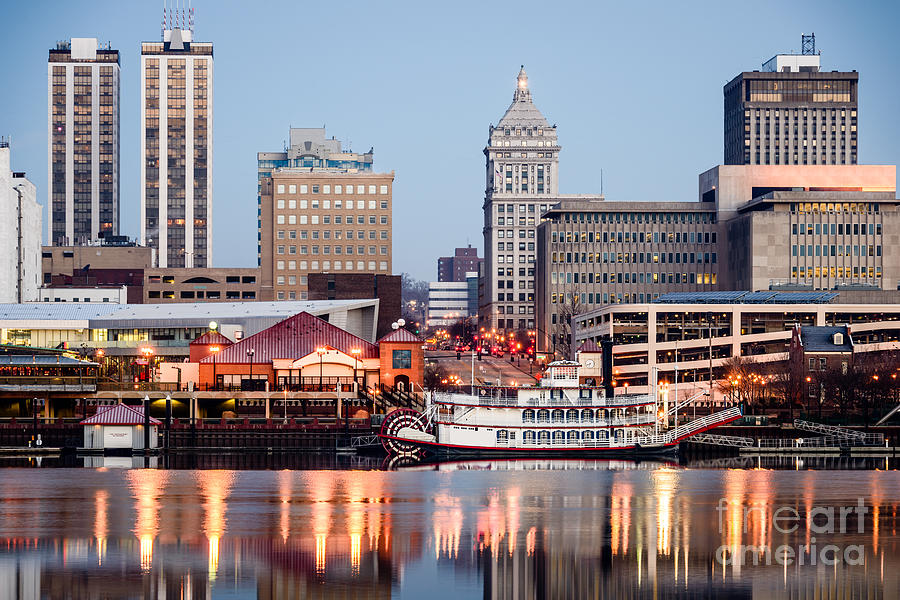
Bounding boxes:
497 430 509 443
538 431 551 444
392 350 412 369
552 431 565 444
582 430 595 442
552 366 577 380
579 388 592 400
566 409 579 423
597 409 608 421
550 388 563 400
567 431 579 443
551 409 564 423
522 409 536 423
537 409 550 423
615 429 625 440
598 430 609 440
524 431 536 444
581 409 594 423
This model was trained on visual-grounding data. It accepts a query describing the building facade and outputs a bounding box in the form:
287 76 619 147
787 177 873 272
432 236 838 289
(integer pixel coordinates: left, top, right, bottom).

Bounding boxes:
437 246 482 282
143 267 260 302
257 128 373 265
0 299 379 357
536 164 899 356
535 200 722 354
723 35 858 166
306 273 401 339
259 168 393 302
573 291 900 403
140 17 213 268
0 144 42 303
427 276 476 328
700 164 898 291
47 38 120 246
481 67 561 334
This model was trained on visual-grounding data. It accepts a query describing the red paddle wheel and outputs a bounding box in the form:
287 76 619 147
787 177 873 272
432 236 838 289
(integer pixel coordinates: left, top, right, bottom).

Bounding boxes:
379 408 429 455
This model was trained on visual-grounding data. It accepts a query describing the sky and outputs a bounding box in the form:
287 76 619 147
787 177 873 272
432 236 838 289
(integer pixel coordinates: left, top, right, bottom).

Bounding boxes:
1 0 899 282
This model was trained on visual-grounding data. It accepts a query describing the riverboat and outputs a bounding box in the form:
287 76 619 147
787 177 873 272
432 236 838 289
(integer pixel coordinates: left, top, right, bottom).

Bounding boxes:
379 360 741 457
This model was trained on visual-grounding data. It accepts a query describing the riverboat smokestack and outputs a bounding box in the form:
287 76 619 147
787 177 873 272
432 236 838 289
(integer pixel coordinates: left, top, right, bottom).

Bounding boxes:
601 338 614 398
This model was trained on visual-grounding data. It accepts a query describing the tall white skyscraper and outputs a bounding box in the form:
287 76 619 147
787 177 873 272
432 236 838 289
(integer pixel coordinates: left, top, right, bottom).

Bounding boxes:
481 67 560 334
47 38 120 246
141 6 213 268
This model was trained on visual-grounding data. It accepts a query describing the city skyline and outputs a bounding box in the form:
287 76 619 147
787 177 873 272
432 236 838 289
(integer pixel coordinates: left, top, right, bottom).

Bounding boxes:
0 0 898 280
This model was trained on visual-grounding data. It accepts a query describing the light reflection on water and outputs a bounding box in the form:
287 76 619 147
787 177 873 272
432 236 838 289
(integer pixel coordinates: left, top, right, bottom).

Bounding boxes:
0 459 896 598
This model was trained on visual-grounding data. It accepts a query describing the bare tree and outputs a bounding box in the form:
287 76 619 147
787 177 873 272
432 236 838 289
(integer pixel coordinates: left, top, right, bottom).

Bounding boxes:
771 356 804 421
716 355 771 412
551 290 584 361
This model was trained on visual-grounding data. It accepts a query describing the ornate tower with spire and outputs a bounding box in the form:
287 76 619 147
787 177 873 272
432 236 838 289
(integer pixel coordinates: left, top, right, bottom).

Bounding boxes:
480 67 560 335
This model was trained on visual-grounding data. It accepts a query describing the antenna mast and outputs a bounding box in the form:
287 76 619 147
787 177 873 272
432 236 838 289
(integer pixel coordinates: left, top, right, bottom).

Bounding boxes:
801 32 816 55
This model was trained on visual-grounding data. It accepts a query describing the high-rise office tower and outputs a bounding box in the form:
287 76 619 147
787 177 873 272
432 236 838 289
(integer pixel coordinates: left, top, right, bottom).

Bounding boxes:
141 7 213 268
257 128 373 266
724 34 858 166
481 67 560 334
257 128 393 301
47 38 120 246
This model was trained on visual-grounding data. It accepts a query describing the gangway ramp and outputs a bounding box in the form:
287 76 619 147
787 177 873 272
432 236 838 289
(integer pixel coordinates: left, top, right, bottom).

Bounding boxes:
666 391 708 417
793 419 867 439
688 433 754 448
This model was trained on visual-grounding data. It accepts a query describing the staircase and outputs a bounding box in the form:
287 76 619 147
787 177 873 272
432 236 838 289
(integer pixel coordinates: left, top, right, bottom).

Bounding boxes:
358 385 424 412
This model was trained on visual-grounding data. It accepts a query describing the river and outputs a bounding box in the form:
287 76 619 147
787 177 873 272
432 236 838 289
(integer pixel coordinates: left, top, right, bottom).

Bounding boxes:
0 456 896 598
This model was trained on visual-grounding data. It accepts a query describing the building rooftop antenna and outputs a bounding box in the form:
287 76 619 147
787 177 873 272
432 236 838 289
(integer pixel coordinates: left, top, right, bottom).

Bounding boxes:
801 32 816 55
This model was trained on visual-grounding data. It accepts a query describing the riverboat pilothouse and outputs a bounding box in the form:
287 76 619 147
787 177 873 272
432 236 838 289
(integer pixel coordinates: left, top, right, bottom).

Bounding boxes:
380 360 742 457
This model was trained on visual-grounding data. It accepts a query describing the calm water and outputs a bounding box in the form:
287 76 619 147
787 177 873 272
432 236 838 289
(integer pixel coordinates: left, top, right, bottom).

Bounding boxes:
0 457 898 598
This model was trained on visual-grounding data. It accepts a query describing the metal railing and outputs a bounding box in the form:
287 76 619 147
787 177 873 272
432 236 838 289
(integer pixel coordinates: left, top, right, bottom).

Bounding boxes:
793 419 869 440
757 433 885 448
436 392 653 408
689 433 755 448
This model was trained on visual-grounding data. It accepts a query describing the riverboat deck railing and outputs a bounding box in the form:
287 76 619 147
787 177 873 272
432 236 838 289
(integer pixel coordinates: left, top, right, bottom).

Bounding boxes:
435 392 654 408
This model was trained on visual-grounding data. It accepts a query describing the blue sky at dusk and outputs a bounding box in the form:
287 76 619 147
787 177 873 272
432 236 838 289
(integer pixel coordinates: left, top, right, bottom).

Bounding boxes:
1 0 898 280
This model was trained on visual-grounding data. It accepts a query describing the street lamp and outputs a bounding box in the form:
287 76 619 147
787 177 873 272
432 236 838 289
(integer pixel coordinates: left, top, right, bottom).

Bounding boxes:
351 348 362 390
209 345 220 390
246 348 255 390
316 347 327 391
139 346 154 383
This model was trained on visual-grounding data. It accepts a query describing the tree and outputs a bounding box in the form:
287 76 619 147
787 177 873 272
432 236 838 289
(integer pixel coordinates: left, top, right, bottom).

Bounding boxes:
771 358 804 421
716 355 771 412
551 290 584 361
423 363 448 392
400 273 429 305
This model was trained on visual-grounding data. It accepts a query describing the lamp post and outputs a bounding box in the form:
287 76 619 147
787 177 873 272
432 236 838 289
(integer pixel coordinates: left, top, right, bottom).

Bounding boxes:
139 347 154 384
209 345 220 390
316 347 326 391
351 348 361 390
246 348 255 390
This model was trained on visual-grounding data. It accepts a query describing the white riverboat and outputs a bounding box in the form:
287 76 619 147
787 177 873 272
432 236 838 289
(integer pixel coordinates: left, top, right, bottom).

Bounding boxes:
379 360 742 457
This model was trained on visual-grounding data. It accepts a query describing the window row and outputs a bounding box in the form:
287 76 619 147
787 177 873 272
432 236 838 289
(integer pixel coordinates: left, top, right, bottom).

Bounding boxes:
792 245 881 257
508 429 633 445
276 214 388 225
276 245 388 256
792 265 881 279
276 230 388 240
276 199 388 210
793 222 881 235
276 183 389 195
553 230 717 244
552 252 717 265
275 260 388 272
